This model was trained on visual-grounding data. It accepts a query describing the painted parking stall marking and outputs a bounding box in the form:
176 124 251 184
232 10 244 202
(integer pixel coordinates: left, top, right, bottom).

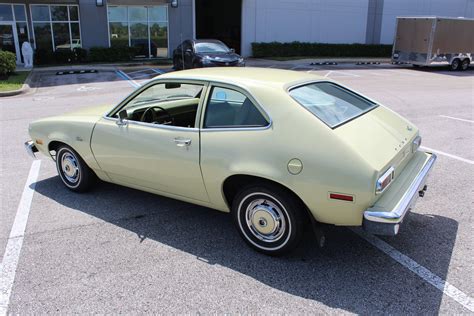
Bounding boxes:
0 160 41 316
115 70 141 88
439 115 474 124
352 228 474 312
421 146 474 165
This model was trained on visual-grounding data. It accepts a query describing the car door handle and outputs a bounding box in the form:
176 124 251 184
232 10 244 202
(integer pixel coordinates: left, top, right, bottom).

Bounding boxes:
174 138 191 147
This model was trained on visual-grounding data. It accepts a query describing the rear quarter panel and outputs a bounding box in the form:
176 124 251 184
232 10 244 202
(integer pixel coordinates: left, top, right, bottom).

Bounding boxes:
200 84 376 226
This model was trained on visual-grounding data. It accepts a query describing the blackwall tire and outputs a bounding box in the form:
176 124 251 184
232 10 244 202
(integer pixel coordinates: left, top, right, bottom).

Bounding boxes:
450 58 461 71
56 145 96 192
232 184 305 256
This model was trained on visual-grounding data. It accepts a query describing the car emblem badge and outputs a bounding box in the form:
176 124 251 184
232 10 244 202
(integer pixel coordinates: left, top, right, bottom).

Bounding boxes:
226 62 229 66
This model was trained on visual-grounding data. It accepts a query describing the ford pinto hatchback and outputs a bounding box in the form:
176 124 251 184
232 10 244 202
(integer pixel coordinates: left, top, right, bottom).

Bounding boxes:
25 68 436 255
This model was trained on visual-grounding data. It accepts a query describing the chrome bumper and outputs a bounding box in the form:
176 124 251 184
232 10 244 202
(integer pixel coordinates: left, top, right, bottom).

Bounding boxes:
363 153 437 236
25 140 38 158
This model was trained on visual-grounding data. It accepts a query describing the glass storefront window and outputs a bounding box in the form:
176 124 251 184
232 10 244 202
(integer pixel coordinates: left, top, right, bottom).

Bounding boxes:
0 5 13 21
51 6 68 21
70 23 81 48
69 6 79 21
31 5 50 21
31 5 81 52
33 22 52 52
53 23 70 50
108 7 127 22
110 22 128 47
130 22 149 57
13 5 26 21
128 7 147 21
108 6 169 58
150 22 168 58
149 7 167 22
16 22 29 45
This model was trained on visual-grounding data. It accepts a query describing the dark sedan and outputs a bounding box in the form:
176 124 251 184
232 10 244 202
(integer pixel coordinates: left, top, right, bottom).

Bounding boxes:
173 39 245 70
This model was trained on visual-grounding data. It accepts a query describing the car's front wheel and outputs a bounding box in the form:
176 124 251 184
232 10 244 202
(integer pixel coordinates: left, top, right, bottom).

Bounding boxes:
56 145 96 192
232 184 305 256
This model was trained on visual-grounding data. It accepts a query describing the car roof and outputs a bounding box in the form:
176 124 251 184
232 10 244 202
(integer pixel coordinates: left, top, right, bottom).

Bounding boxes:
158 67 325 90
192 39 225 44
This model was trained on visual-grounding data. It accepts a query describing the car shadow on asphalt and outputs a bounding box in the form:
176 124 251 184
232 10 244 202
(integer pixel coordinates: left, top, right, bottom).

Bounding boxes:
33 176 459 314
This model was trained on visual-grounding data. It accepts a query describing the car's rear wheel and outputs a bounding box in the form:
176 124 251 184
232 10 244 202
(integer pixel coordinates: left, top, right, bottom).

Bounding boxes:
56 145 96 192
232 184 305 256
460 58 470 71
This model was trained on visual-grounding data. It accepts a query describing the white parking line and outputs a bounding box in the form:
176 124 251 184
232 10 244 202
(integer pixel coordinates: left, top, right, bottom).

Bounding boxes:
352 228 474 312
327 71 361 78
439 115 474 124
0 160 41 316
421 146 474 165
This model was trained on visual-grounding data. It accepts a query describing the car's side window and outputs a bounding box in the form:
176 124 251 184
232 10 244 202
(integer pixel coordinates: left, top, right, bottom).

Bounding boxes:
112 82 204 128
203 86 269 128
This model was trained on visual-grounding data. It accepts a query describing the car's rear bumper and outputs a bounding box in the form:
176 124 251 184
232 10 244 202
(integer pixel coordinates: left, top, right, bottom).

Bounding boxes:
363 151 437 236
25 140 38 158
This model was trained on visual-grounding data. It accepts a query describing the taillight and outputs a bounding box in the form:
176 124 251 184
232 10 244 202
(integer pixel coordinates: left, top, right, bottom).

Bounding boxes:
412 136 422 153
376 166 394 194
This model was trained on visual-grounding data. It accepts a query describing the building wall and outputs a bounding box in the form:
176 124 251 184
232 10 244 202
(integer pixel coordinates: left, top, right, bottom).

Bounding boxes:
78 0 108 48
168 0 194 57
241 0 474 56
241 0 370 56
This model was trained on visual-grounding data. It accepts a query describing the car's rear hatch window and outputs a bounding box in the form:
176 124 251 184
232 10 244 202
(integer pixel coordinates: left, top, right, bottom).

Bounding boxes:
289 82 378 128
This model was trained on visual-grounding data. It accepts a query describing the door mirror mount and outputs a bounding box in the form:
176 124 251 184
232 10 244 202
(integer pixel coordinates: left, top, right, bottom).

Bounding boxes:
117 109 128 126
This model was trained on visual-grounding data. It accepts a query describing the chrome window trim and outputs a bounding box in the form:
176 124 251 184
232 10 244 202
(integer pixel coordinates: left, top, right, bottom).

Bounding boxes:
287 80 379 129
200 82 273 132
102 115 199 132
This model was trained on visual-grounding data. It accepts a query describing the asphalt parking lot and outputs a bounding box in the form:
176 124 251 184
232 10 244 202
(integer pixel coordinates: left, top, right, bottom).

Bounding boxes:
0 62 473 314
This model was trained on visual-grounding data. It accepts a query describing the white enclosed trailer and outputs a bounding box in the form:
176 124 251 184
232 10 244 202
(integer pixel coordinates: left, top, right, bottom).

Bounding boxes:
391 16 474 71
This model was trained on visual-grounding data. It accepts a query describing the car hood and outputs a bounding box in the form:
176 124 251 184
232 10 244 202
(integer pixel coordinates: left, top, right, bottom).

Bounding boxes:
334 106 418 173
197 52 241 61
63 104 113 117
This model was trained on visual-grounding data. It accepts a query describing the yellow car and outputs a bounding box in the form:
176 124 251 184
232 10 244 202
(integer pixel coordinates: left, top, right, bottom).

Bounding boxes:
25 68 436 255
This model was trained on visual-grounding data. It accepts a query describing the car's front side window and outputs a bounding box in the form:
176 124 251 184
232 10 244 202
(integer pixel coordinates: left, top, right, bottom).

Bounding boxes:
113 82 204 128
203 86 269 128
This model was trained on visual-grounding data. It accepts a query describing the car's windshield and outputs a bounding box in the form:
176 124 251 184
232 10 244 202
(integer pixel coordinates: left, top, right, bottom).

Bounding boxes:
128 83 203 108
289 82 377 128
195 42 229 53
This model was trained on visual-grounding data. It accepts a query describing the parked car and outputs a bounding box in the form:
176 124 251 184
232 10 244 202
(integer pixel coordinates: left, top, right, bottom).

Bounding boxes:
25 68 436 255
173 39 245 70
55 39 81 50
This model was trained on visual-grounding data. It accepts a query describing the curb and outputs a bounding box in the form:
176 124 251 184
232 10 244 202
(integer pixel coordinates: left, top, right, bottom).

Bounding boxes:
0 71 33 97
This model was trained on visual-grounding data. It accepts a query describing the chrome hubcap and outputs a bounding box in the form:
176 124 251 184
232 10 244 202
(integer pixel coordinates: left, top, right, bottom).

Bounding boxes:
61 152 79 183
246 199 286 242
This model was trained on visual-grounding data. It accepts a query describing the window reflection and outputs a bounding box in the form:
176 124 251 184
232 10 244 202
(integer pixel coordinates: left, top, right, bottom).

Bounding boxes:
31 5 81 51
108 6 168 58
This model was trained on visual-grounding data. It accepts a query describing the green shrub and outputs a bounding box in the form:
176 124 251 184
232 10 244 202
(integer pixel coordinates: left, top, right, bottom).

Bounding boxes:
251 41 392 58
0 50 17 75
89 46 139 62
35 47 87 65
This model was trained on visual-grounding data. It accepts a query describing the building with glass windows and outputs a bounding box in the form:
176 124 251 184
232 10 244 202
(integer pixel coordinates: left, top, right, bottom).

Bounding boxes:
0 0 473 64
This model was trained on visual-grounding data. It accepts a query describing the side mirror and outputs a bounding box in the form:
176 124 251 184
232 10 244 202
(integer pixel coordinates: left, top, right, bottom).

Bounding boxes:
117 109 128 126
230 48 235 53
